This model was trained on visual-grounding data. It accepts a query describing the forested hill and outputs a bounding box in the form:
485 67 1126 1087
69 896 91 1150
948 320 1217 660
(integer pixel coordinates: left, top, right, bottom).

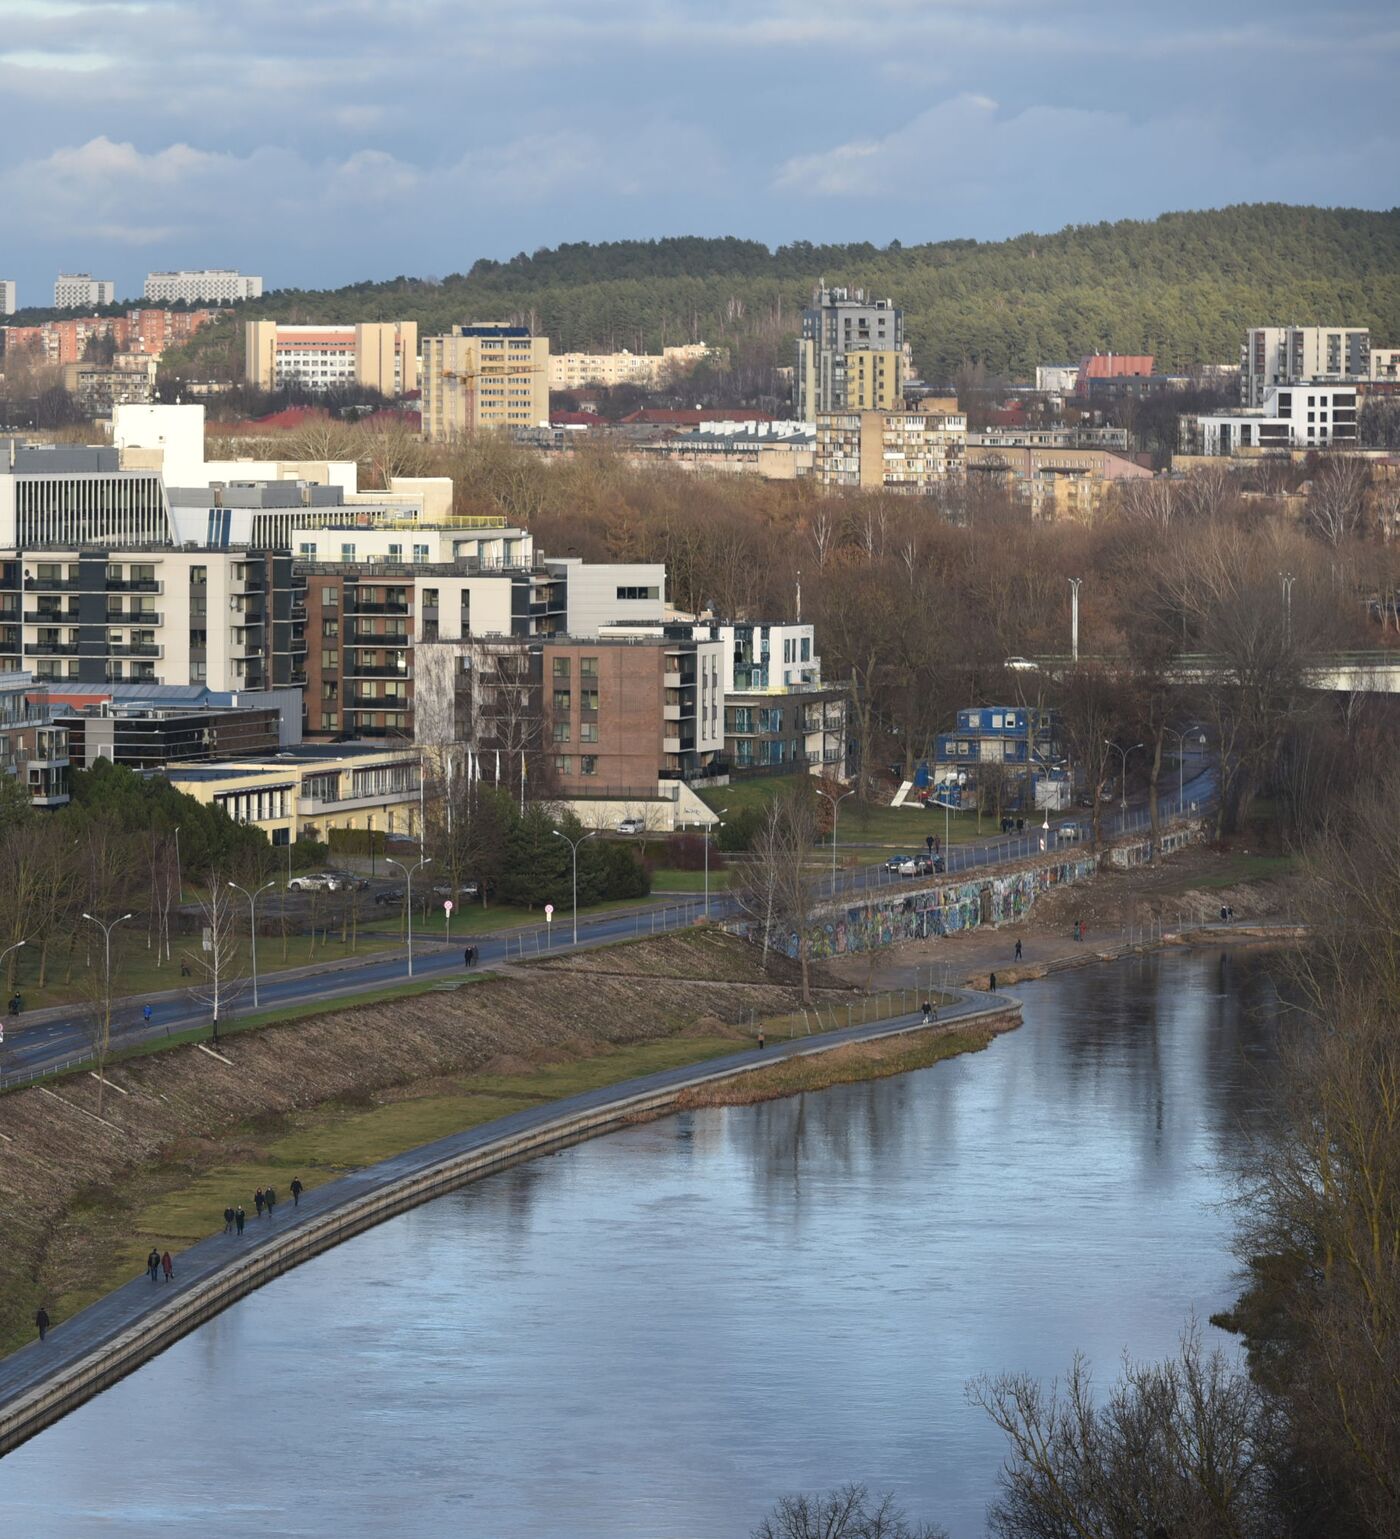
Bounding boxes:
215 204 1400 381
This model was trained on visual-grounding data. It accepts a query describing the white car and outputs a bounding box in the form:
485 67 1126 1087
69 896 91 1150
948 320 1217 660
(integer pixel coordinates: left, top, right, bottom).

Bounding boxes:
287 873 333 893
617 818 645 834
1004 656 1039 672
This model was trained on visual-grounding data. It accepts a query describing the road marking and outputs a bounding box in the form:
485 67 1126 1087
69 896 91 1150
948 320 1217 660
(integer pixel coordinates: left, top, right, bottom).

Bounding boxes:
196 1043 234 1065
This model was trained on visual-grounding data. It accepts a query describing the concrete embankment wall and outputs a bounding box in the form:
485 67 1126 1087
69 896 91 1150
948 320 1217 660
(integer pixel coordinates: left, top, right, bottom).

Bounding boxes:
735 822 1207 961
0 999 1019 1457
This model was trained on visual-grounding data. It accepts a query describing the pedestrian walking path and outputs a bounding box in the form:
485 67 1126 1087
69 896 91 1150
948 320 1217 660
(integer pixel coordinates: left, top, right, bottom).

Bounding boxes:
0 987 1016 1453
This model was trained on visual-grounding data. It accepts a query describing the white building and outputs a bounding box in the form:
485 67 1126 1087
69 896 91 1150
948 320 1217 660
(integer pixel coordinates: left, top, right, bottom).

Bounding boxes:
548 344 713 391
1181 383 1359 456
54 274 116 309
1035 363 1079 395
1241 326 1370 407
144 269 263 304
0 281 16 317
542 557 666 633
1370 347 1400 383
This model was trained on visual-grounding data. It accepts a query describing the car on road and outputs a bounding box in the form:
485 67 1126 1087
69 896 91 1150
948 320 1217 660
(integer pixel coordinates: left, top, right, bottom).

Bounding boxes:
897 855 936 877
287 873 335 893
884 852 915 872
327 871 369 892
1004 656 1039 671
373 888 405 906
431 881 481 900
617 817 645 834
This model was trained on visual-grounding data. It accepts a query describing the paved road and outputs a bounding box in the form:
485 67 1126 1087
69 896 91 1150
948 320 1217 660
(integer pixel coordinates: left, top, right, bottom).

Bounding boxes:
0 987 1012 1430
0 768 1212 1087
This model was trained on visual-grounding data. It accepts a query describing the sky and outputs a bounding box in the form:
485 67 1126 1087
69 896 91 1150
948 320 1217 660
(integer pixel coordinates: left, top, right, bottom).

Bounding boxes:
0 0 1397 304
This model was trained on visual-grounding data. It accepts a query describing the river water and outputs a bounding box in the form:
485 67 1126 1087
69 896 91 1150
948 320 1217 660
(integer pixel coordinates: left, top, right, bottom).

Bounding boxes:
0 949 1285 1538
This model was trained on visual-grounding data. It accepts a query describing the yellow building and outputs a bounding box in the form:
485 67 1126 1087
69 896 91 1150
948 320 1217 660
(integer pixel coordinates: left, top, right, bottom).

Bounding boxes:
165 744 423 846
842 349 903 410
548 343 715 391
421 323 550 442
966 445 1153 521
813 408 966 492
243 321 419 396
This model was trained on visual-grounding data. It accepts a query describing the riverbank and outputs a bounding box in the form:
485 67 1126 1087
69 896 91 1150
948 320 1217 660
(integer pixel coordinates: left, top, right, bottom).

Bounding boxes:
0 980 1018 1457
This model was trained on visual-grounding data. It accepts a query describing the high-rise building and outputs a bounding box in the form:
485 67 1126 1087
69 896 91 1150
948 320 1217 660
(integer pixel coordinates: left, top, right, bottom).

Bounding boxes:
0 281 16 317
243 321 419 395
1241 326 1370 406
813 408 966 492
144 269 263 304
420 324 550 442
795 287 904 422
53 274 115 309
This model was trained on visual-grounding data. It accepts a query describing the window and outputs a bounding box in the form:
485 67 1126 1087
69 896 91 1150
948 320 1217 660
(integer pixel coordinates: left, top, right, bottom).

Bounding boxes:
322 648 339 669
554 755 572 775
581 656 598 677
322 618 339 638
413 544 429 564
553 689 571 712
553 722 571 742
553 657 570 678
340 544 356 562
322 586 338 606
615 586 659 601
580 722 598 743
387 544 402 562
299 542 316 559
580 755 598 776
190 565 207 587
321 682 338 701
580 689 599 712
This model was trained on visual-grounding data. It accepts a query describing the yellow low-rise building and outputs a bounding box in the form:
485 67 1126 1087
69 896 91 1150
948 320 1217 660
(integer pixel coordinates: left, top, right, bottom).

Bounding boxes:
164 743 422 847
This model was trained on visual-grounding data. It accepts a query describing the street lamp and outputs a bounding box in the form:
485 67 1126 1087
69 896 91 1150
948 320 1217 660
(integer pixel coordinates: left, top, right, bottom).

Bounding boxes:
928 796 955 864
1104 740 1144 812
815 786 855 895
1 939 26 1011
1068 577 1083 664
227 880 275 1009
703 808 728 918
385 855 431 976
81 912 132 1057
1279 571 1295 644
1164 727 1207 812
173 824 184 903
552 828 597 945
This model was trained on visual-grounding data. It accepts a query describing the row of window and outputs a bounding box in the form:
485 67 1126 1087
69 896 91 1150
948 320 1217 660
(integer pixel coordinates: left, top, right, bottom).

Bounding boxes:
552 722 600 743
554 755 599 775
551 657 599 678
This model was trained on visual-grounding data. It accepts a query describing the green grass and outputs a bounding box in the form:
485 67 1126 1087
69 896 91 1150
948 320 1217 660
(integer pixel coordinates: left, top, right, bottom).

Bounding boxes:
1193 854 1298 890
648 867 733 893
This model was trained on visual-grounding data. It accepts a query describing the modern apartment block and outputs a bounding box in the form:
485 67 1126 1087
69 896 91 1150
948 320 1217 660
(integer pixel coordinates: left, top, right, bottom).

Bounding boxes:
548 343 713 391
813 408 967 492
796 287 904 423
244 321 419 396
61 358 158 417
0 669 70 807
144 269 263 304
1 309 214 367
421 324 550 442
1180 383 1359 456
1369 347 1400 383
1241 326 1371 406
53 274 116 309
0 281 16 317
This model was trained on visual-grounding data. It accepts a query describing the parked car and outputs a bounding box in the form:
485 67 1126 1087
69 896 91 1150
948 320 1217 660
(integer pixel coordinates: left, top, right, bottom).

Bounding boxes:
1004 656 1039 672
373 888 405 906
617 817 645 834
431 881 481 900
327 871 368 892
897 856 935 877
884 853 915 872
287 873 334 893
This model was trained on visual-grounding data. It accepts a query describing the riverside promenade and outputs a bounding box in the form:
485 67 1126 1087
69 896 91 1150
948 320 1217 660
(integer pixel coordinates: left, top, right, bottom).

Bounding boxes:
0 987 1019 1456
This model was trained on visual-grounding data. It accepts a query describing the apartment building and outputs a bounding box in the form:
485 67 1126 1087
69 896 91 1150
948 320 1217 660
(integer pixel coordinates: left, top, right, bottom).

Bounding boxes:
0 669 69 807
548 343 713 391
421 324 550 442
1370 348 1400 383
796 287 904 423
244 320 419 396
966 443 1152 520
61 358 158 417
0 281 16 317
1179 383 1359 456
1073 354 1154 399
54 274 116 309
1241 326 1370 407
58 700 283 768
813 408 967 492
1 309 214 367
144 269 263 304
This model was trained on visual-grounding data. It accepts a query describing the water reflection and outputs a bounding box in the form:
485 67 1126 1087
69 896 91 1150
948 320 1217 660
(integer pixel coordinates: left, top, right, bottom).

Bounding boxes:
0 950 1285 1539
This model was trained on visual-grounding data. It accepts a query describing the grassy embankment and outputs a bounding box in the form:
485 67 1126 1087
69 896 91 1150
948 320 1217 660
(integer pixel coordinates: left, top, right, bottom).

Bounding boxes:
0 930 976 1359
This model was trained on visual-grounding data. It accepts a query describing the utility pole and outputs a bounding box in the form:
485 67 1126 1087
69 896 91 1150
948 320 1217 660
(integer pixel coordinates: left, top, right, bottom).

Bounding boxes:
552 828 597 945
228 880 275 1009
385 855 432 977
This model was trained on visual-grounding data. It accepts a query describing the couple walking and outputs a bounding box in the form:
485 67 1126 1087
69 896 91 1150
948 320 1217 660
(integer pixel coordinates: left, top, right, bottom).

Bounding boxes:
146 1248 174 1284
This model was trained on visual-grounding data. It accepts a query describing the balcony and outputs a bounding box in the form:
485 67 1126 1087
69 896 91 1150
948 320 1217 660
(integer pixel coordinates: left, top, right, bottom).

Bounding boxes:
106 611 162 627
663 703 683 721
345 664 411 679
105 578 163 594
24 610 79 625
342 692 410 711
344 599 411 615
23 577 83 593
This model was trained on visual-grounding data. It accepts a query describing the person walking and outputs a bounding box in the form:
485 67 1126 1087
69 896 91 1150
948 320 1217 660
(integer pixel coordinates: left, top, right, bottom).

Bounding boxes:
161 1250 174 1283
142 1003 153 1026
1014 938 1023 962
223 1205 235 1235
290 1177 303 1207
757 1028 765 1051
146 1248 161 1283
34 1306 50 1342
921 1001 932 1024
265 1187 277 1218
254 1189 265 1220
235 1206 245 1235
8 993 19 1018
989 972 998 992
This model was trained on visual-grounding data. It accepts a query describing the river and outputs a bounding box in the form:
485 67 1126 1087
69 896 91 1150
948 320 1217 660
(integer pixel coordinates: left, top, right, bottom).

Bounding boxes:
0 949 1285 1538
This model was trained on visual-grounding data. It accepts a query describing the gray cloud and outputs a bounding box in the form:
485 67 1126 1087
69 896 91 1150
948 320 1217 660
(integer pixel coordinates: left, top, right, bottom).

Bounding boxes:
0 0 1395 300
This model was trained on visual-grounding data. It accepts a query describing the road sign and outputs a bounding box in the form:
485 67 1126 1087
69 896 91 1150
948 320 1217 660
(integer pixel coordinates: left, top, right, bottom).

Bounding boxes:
545 904 554 920
443 899 454 914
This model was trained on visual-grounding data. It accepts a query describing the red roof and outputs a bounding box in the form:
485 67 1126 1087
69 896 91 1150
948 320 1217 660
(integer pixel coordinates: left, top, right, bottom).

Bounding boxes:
617 408 772 426
987 405 1027 427
1076 354 1154 380
551 411 599 426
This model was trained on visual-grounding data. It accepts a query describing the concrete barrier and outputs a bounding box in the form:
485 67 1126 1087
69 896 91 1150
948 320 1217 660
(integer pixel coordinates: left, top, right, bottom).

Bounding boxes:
0 996 1019 1456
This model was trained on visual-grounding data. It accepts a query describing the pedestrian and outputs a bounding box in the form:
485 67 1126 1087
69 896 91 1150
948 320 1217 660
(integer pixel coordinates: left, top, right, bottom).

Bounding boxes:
290 1177 303 1207
1227 905 1235 922
146 1248 161 1283
1014 938 1023 962
1073 919 1081 942
933 834 941 855
265 1187 277 1218
254 1188 265 1219
142 1003 153 1026
34 1306 49 1342
179 958 191 978
223 1205 235 1235
161 1250 174 1282
235 1206 245 1235
7 993 19 1017
1220 904 1228 923
464 946 472 969
989 972 998 992
921 1000 932 1024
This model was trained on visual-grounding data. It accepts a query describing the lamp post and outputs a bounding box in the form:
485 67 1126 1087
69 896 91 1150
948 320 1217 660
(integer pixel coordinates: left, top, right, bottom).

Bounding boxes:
1279 571 1296 643
81 912 132 1073
173 824 183 903
815 786 855 895
227 880 275 1009
385 855 431 976
1104 740 1144 813
1164 727 1207 812
1 939 26 1011
928 797 954 864
703 808 728 917
552 828 597 945
1068 577 1083 664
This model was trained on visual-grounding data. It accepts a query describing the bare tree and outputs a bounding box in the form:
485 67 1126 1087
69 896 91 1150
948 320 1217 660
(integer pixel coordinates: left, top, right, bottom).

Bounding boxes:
187 876 245 1039
753 1484 946 1539
737 784 822 1003
1306 456 1371 548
